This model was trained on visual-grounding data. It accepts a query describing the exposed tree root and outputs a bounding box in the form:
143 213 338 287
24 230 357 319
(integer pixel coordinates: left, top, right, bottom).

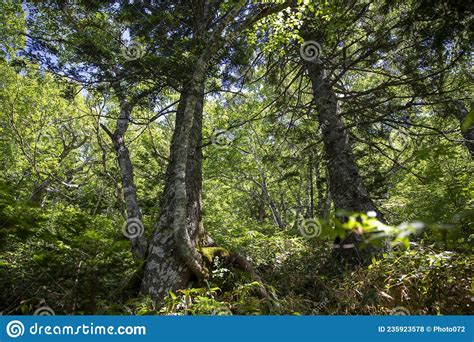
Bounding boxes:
198 246 270 301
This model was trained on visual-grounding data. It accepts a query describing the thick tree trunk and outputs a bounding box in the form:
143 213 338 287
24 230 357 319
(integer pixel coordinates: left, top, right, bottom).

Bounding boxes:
305 62 385 260
139 1 288 301
141 65 208 300
306 63 383 216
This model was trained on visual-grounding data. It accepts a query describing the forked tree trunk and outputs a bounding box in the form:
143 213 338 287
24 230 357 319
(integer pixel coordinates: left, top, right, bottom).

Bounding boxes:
305 62 385 260
139 1 289 301
141 64 208 300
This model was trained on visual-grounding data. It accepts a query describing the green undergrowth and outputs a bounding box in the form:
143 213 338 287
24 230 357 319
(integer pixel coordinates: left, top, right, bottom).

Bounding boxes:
1 202 471 315
118 240 472 316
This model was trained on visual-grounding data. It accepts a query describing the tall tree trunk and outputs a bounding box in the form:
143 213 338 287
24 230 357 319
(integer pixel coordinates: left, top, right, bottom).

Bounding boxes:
141 64 208 300
101 93 147 260
139 0 289 301
306 63 383 216
305 61 385 260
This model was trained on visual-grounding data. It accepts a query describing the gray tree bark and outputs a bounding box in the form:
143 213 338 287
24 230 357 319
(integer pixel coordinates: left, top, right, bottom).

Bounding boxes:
140 1 290 301
305 61 385 261
101 90 147 260
141 64 208 300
